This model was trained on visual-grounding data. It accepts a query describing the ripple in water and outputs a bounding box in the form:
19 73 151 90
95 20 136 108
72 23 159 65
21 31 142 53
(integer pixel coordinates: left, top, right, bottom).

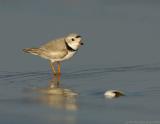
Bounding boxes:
1 63 160 82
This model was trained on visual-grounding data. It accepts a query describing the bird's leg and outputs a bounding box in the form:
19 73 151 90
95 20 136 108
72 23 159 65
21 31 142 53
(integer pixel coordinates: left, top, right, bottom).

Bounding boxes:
49 61 56 75
57 61 61 75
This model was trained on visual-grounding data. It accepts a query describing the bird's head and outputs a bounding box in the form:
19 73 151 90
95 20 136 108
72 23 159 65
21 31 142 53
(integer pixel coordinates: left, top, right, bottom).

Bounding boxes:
65 33 83 51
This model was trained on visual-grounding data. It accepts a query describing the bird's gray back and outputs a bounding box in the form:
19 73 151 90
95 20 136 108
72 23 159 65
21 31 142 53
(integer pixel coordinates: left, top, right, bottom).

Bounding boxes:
40 37 66 51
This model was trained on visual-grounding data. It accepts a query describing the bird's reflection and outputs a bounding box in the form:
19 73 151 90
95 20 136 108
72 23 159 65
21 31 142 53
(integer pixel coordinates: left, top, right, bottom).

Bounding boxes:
35 74 78 111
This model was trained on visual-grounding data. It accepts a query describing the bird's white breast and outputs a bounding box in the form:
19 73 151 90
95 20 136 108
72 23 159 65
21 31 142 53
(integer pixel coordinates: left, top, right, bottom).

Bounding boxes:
52 51 76 62
62 51 75 60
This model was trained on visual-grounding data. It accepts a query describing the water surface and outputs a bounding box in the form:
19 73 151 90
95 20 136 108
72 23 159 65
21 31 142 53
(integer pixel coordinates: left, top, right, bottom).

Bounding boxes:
0 63 160 124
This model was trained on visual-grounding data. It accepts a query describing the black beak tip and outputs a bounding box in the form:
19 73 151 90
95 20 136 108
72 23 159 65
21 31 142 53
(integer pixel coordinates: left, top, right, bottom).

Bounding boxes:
81 42 84 45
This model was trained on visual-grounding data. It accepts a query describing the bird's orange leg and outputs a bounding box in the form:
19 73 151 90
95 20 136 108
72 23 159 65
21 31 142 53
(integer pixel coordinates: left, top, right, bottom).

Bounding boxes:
49 61 56 75
57 61 61 75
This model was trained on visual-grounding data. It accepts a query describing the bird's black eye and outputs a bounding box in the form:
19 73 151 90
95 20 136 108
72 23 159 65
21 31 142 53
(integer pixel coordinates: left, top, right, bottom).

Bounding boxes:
71 38 75 41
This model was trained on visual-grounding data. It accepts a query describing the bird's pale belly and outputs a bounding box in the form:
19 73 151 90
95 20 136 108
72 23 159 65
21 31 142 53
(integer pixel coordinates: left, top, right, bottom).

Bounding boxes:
51 51 76 62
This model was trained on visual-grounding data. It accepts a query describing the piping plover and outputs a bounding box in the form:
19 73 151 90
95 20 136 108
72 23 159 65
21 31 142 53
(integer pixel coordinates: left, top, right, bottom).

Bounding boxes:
23 33 83 75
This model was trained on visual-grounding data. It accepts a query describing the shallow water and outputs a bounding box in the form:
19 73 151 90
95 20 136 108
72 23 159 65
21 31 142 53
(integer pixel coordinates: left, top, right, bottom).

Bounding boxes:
0 63 160 124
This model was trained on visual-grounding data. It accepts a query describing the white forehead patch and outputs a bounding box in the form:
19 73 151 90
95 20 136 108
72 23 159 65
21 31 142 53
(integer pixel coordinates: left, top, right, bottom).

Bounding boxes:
67 33 79 38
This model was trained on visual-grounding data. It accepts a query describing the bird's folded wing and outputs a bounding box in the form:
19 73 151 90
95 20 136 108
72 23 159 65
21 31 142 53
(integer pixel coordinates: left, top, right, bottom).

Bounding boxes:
40 38 66 51
40 49 68 59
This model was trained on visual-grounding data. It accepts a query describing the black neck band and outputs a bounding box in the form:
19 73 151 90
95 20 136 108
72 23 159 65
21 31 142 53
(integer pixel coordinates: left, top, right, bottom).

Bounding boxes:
65 40 77 52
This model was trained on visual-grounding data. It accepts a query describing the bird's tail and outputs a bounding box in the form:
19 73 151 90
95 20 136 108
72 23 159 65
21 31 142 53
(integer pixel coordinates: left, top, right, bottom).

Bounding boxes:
23 48 44 56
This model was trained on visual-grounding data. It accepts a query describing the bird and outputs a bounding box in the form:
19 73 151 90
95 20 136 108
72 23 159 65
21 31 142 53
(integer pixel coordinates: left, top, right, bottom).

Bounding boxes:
23 33 83 75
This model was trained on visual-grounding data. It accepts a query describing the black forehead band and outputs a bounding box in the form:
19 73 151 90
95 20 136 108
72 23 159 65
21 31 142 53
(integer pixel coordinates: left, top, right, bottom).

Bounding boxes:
76 35 81 38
